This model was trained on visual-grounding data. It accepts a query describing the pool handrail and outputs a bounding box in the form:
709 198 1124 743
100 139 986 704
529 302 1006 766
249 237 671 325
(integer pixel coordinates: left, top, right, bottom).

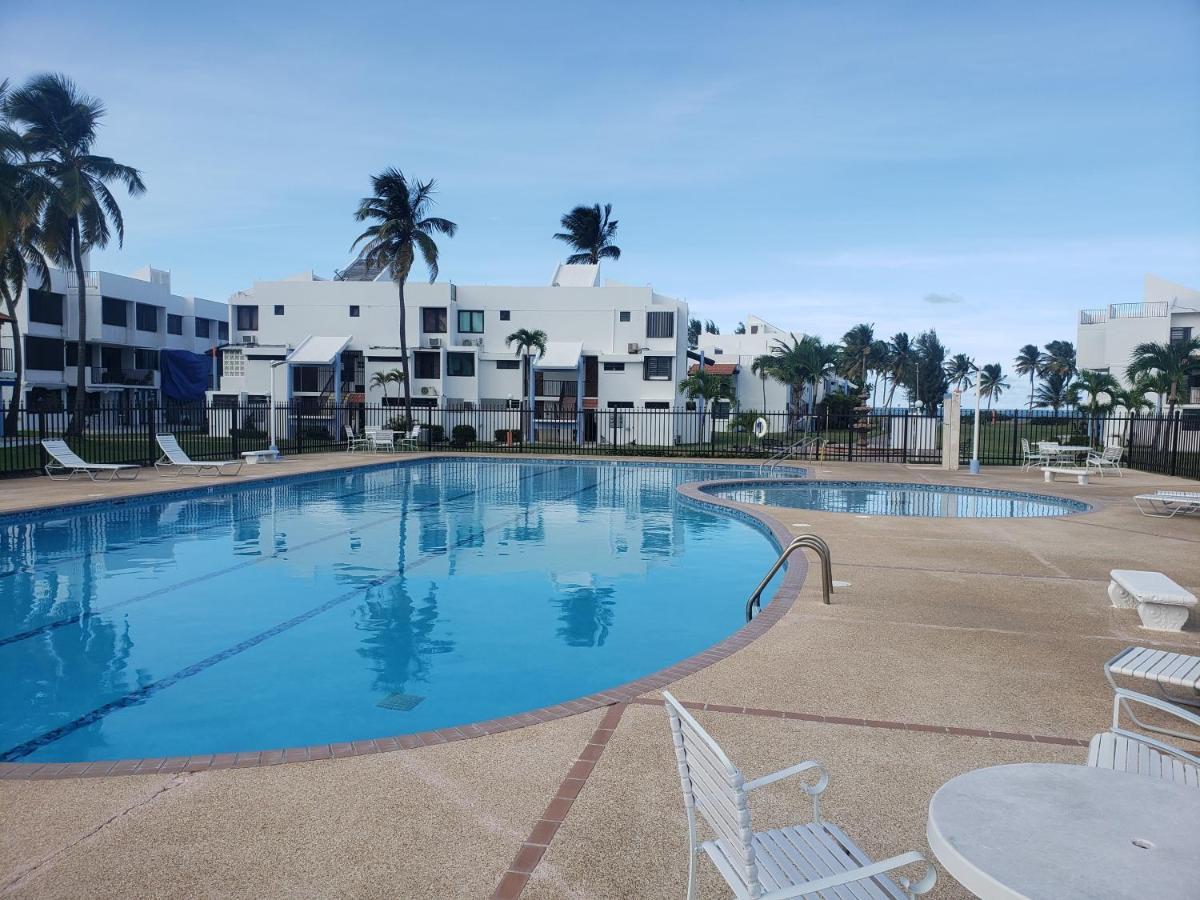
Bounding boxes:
746 534 833 620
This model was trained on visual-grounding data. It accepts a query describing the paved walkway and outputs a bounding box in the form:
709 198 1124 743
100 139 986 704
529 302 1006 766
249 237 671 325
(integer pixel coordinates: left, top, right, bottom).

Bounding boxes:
1 455 1197 898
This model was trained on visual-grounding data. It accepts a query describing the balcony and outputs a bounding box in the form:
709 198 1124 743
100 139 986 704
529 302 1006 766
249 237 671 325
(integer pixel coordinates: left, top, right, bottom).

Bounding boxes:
65 270 100 290
1189 387 1200 406
88 366 157 387
1108 301 1169 320
0 345 13 374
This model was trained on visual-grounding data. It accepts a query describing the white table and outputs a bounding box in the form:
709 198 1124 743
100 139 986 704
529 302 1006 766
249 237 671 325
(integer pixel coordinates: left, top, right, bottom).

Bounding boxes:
927 763 1200 899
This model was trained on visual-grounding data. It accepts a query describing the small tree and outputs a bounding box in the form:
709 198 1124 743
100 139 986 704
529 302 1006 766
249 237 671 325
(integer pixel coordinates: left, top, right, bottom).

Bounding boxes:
505 328 547 441
677 369 732 441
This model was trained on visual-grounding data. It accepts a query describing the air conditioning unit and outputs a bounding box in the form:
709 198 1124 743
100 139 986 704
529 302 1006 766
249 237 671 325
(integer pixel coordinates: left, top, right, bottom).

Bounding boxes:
428 337 442 349
240 335 258 346
420 386 439 397
627 342 641 354
470 338 483 347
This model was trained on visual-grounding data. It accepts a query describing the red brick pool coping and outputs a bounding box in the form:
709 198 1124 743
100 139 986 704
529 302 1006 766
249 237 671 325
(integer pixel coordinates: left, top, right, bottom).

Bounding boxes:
0 479 807 780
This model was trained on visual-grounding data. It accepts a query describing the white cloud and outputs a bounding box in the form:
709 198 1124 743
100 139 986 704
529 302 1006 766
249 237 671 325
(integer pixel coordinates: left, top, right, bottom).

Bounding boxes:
924 292 964 305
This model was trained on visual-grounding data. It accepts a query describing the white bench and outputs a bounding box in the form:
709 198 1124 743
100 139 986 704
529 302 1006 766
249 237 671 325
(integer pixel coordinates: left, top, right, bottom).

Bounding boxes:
241 449 281 465
1042 466 1088 484
1109 569 1196 632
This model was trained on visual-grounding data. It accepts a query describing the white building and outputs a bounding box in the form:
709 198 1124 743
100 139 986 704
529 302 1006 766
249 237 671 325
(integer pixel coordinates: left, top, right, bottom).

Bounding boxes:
1077 274 1200 409
211 262 699 446
0 263 228 414
696 315 849 413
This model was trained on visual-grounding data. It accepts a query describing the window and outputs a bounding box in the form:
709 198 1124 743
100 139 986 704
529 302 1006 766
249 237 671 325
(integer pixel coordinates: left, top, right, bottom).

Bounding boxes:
195 318 211 338
236 305 259 331
750 325 759 334
274 305 285 316
223 349 245 377
100 346 122 369
643 356 672 380
499 310 511 321
65 342 96 366
422 307 447 333
413 351 440 379
457 309 484 333
645 401 669 410
446 352 475 377
713 400 731 420
603 362 625 372
28 289 64 325
135 303 159 332
1170 326 1193 344
134 348 158 370
646 311 674 339
25 336 64 370
349 305 360 318
101 297 127 327
606 401 634 408
167 314 183 335
619 311 631 323
495 359 520 370
218 321 229 341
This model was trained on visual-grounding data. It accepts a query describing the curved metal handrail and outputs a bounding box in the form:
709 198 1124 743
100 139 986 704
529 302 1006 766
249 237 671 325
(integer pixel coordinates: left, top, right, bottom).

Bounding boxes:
760 436 824 476
745 534 833 620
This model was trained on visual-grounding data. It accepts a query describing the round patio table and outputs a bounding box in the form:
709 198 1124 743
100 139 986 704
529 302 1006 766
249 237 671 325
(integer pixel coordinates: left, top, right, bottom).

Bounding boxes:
927 763 1200 899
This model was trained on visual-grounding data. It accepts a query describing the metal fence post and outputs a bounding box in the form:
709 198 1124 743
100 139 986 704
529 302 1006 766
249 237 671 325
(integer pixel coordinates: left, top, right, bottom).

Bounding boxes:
1169 410 1180 477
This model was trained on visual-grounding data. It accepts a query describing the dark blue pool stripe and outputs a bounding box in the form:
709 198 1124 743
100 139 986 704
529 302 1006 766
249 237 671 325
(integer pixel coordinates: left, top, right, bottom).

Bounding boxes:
1 466 602 761
0 462 570 648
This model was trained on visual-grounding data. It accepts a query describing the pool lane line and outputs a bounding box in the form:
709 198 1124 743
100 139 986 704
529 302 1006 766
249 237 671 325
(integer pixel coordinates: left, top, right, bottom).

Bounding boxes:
1 465 603 762
0 461 570 648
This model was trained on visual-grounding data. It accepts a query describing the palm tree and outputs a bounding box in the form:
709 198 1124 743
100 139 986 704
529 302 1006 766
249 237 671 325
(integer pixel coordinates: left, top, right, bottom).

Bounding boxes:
368 370 393 401
1073 369 1119 445
750 353 775 410
1013 343 1041 410
838 323 875 397
908 330 949 411
944 353 975 392
1039 340 1077 380
505 328 547 441
869 339 891 405
1034 370 1073 415
0 81 51 434
677 369 732 440
978 363 1009 411
553 203 620 265
1113 379 1154 414
352 168 457 424
5 73 146 433
884 332 914 407
1126 338 1200 418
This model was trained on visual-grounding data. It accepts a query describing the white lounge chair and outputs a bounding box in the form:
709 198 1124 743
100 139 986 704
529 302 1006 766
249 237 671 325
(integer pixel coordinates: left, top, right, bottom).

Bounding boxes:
1085 444 1123 476
155 434 243 476
1134 491 1200 518
1086 689 1200 788
1105 647 1200 742
663 691 935 899
344 425 371 453
41 439 140 481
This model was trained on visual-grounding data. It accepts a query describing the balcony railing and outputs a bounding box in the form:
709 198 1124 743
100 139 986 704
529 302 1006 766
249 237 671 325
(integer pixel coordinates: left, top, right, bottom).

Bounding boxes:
1189 387 1200 405
1078 308 1108 325
88 366 157 387
0 346 13 373
65 270 100 290
1108 301 1169 319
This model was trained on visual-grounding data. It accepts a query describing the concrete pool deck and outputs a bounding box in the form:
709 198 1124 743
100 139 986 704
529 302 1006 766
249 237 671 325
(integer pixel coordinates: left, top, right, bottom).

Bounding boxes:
1 454 1198 898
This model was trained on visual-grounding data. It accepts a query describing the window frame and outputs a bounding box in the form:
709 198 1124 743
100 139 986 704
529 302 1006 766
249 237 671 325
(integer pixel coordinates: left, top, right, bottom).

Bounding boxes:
413 351 441 379
349 305 361 318
28 289 65 326
603 362 625 372
495 359 520 370
646 310 675 339
101 297 127 327
235 305 259 331
274 305 285 316
642 356 673 381
25 335 65 371
457 309 484 334
421 307 448 333
446 352 476 377
195 317 211 338
167 314 183 335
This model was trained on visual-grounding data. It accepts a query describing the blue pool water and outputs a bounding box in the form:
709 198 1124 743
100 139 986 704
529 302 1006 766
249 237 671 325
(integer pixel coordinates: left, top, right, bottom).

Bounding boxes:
0 459 783 763
705 480 1088 518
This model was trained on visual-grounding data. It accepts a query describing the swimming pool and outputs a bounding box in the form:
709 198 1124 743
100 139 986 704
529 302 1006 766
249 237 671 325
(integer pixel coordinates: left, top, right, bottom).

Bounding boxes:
0 459 785 763
702 479 1089 518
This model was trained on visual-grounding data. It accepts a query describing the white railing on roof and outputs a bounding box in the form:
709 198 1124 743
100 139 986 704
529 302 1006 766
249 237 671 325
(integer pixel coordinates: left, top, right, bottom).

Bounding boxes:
1109 301 1169 319
65 270 99 290
1079 308 1108 325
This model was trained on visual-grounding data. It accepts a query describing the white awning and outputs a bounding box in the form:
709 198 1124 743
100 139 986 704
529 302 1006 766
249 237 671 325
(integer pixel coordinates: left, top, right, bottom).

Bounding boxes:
287 335 352 365
534 341 583 370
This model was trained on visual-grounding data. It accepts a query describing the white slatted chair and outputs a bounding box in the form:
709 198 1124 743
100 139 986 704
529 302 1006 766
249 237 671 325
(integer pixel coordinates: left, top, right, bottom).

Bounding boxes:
344 425 371 453
155 434 243 476
1086 689 1200 788
1019 438 1041 470
396 425 422 451
663 692 935 900
1085 444 1123 476
367 429 396 452
41 439 140 481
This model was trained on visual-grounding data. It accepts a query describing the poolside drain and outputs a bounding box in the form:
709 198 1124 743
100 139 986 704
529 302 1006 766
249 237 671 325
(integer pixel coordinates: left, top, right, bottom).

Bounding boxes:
376 692 425 712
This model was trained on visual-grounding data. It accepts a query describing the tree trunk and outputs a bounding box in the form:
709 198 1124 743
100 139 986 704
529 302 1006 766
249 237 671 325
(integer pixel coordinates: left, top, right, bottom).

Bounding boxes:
1028 374 1035 411
2 293 22 435
69 220 88 437
396 276 413 426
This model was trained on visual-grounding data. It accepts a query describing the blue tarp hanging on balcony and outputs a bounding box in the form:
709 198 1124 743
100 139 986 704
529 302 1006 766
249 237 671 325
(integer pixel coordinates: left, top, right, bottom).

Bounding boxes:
160 349 210 402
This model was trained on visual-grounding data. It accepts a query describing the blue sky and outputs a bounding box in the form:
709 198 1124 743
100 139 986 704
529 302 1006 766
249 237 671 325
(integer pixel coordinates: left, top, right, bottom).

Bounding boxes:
6 0 1199 372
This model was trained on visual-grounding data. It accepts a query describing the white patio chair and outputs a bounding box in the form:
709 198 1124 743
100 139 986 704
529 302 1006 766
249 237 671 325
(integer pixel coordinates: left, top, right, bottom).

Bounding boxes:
1086 689 1200 788
155 434 243 476
1086 444 1123 477
344 425 371 453
1134 492 1200 518
1035 441 1061 466
368 429 396 452
41 439 140 482
396 425 422 451
663 691 935 899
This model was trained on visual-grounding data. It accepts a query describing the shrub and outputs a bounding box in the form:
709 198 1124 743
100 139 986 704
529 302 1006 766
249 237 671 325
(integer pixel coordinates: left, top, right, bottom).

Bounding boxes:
301 425 331 440
816 392 859 417
426 424 446 443
495 428 523 444
450 424 477 448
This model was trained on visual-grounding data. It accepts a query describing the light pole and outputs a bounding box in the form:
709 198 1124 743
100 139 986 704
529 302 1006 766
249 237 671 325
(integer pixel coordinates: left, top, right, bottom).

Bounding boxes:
969 366 982 475
269 359 286 454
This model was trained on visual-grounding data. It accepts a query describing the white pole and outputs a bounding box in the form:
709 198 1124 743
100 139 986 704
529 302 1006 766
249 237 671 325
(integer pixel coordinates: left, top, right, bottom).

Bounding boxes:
969 368 982 474
269 360 284 453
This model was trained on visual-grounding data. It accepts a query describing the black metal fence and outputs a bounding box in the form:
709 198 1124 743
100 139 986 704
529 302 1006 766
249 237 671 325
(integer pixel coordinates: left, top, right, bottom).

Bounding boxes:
2 401 1197 480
